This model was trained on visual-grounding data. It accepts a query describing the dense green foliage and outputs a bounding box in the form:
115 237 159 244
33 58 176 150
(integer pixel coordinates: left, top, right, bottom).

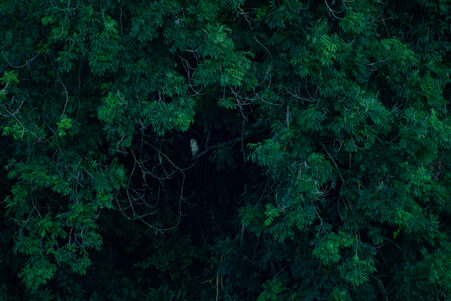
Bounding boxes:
0 0 450 299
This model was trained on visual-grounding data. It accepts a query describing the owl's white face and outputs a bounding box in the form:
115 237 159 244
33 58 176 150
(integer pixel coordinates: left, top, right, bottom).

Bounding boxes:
190 138 199 157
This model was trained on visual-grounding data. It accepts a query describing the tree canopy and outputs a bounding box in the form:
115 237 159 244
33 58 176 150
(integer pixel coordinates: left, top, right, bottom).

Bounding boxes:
0 0 450 300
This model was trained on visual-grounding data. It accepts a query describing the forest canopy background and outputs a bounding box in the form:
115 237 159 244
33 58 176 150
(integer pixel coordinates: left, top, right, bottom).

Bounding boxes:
0 0 450 300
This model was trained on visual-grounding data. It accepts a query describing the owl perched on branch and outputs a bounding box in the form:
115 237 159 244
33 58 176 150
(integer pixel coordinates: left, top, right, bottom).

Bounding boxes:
190 138 199 157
